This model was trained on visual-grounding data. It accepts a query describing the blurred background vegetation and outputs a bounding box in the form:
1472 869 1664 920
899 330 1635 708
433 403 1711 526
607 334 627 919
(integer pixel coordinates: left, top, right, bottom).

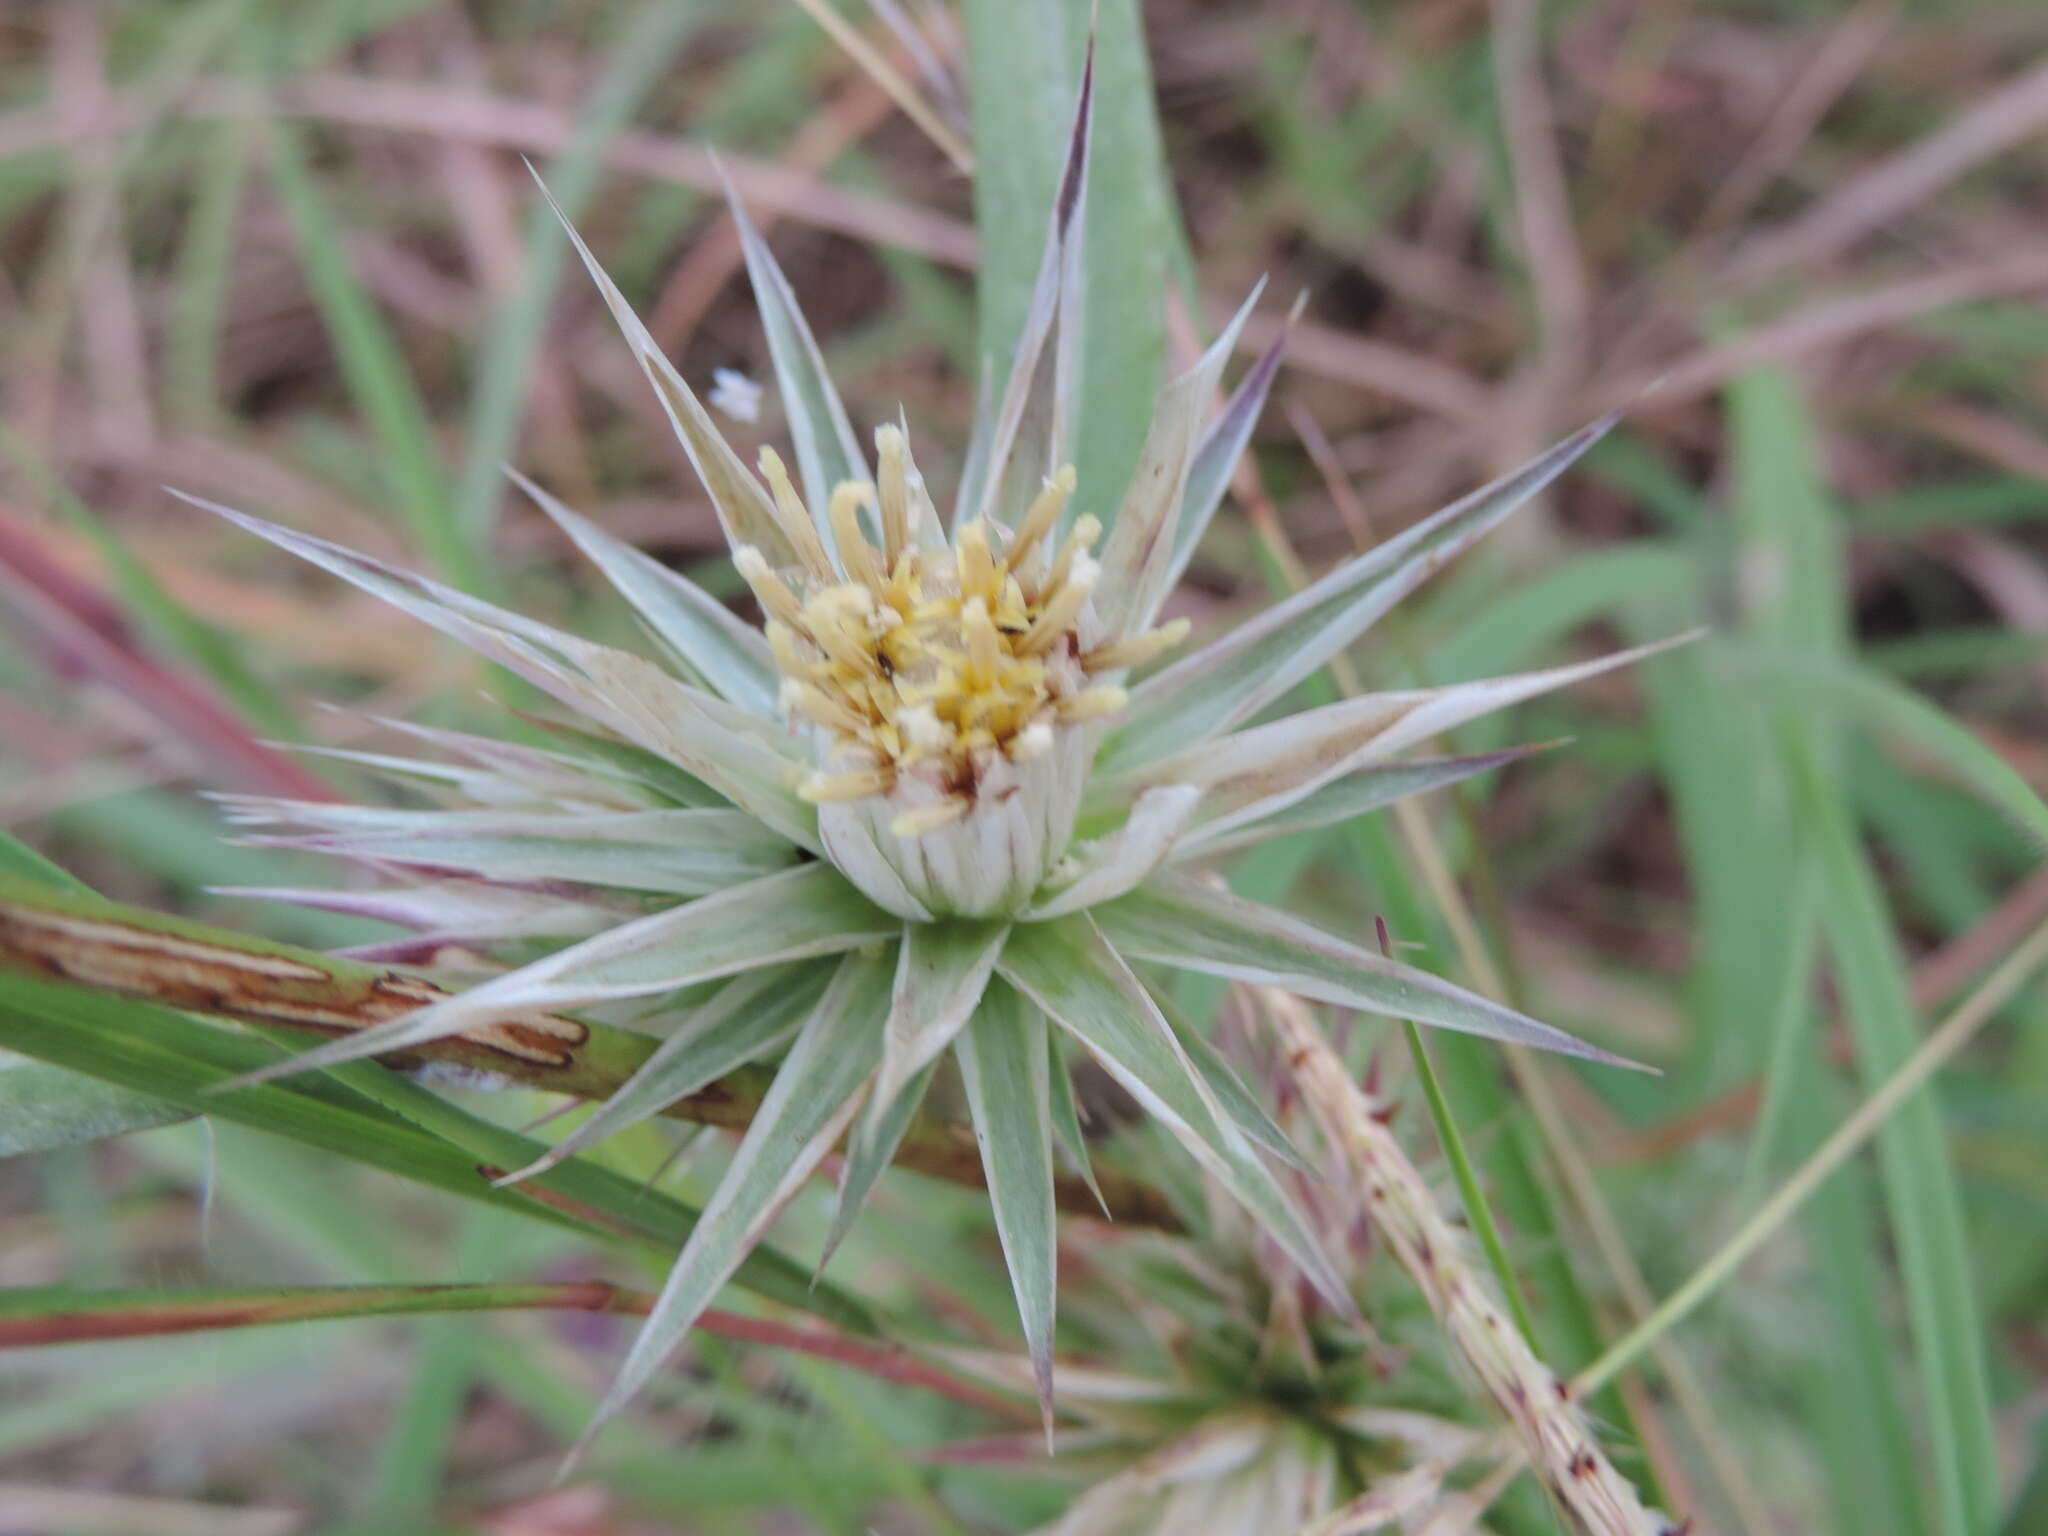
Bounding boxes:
2 0 2047 1531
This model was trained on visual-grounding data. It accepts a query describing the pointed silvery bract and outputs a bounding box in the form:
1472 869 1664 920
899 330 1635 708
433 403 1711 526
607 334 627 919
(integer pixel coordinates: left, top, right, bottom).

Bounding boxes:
511 468 780 717
1101 412 1623 771
721 164 872 536
568 950 892 1463
195 49 1680 1458
956 981 1059 1434
494 963 834 1186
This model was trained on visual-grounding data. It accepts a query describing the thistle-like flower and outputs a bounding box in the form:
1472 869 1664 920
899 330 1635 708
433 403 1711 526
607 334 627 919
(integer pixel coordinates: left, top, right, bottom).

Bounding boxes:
186 62 1669 1446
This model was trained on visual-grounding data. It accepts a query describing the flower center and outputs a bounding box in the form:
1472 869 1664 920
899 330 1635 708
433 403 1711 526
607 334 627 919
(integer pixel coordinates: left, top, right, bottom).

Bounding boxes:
733 426 1186 839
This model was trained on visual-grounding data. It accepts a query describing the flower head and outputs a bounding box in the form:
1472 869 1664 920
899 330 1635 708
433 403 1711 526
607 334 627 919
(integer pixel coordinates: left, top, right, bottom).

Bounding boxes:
187 59 1675 1450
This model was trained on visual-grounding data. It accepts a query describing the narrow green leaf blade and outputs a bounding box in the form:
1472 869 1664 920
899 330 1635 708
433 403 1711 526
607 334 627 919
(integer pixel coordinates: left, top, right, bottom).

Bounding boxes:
865 919 1007 1154
998 915 1348 1307
1106 415 1617 769
500 963 834 1184
227 863 892 1083
957 980 1058 1425
1174 747 1548 860
821 1057 934 1274
235 804 798 898
511 468 780 716
577 950 892 1453
0 1054 189 1154
1095 872 1640 1069
964 1 1180 520
725 176 871 525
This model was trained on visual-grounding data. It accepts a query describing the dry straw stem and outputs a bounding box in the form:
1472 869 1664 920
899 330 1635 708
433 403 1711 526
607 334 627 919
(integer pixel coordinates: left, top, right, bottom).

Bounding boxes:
785 0 973 173
1256 984 1675 1536
0 881 1180 1229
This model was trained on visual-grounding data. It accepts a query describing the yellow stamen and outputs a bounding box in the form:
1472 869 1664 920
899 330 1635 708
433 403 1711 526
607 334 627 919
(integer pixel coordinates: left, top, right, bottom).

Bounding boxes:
752 427 1112 827
828 480 884 589
1083 618 1191 673
1018 550 1098 656
875 424 909 563
1005 465 1076 575
803 584 884 675
734 547 809 632
765 620 812 677
956 520 997 606
961 596 1000 688
757 446 835 580
1045 514 1101 597
1056 684 1128 723
782 679 868 735
801 767 896 804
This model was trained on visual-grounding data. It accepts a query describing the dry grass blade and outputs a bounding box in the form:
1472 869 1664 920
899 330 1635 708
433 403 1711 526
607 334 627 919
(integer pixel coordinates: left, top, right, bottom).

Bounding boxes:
787 0 973 171
1731 53 2048 279
1256 985 1676 1536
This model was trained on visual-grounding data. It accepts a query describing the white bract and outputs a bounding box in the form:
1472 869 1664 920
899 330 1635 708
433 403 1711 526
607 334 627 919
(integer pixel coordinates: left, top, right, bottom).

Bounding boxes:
191 56 1674 1453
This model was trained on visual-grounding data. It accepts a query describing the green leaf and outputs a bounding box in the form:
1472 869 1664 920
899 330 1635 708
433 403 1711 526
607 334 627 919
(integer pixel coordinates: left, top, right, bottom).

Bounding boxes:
1757 651 2048 849
1107 638 1683 843
1159 309 1295 595
1044 1030 1105 1213
0 831 90 895
1095 872 1639 1068
1105 415 1617 770
1173 747 1547 860
998 914 1349 1308
579 950 892 1454
0 837 189 1150
0 1054 189 1154
511 468 780 716
726 176 871 526
1155 994 1310 1174
1094 284 1261 638
499 963 834 1185
227 862 894 1084
964 1 1180 519
532 171 800 568
957 981 1058 1425
0 972 867 1334
865 919 1007 1156
186 494 821 850
963 38 1091 533
233 804 799 897
1790 738 2000 1534
820 1057 934 1275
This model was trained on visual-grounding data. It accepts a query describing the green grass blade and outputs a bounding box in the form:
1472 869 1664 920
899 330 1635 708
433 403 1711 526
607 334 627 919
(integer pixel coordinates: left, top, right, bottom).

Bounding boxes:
455 1 709 549
963 0 1179 514
1791 741 2001 1535
576 951 891 1458
266 123 482 592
